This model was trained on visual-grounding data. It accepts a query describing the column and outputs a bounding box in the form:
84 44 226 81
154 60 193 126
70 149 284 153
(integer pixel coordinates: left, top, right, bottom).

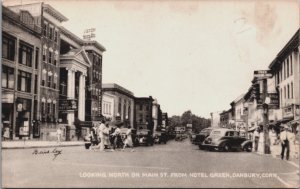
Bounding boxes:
67 68 75 125
78 73 86 121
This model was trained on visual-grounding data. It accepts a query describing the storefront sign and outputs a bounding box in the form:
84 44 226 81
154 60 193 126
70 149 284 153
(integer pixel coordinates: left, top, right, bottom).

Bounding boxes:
59 99 78 111
283 105 294 119
2 92 14 103
257 93 279 109
77 121 93 128
253 70 272 78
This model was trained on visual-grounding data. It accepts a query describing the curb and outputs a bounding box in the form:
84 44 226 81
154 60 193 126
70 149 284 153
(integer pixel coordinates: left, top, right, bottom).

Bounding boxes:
2 143 85 149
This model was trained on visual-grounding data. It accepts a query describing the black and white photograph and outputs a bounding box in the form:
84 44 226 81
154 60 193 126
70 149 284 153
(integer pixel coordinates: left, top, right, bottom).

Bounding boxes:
1 0 299 188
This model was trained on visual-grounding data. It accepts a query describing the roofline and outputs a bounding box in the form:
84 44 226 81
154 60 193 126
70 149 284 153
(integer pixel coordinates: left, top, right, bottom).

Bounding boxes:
102 83 134 97
60 26 84 45
43 3 68 22
83 40 106 52
269 28 299 69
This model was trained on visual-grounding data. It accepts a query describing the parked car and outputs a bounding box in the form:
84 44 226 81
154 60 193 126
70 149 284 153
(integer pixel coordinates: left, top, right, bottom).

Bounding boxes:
135 129 154 146
194 128 213 148
154 131 167 144
201 128 252 152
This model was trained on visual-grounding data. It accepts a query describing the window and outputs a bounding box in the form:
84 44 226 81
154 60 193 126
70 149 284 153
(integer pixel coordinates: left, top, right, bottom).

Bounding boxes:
283 61 286 79
118 98 122 115
54 53 58 65
42 69 46 86
60 82 67 96
49 27 53 39
287 84 290 99
2 66 14 89
41 101 45 115
48 51 52 64
53 74 57 89
280 88 283 108
139 114 143 123
34 75 37 94
284 86 286 99
2 35 15 61
17 70 31 92
43 22 48 36
291 82 293 99
43 47 46 62
54 30 58 42
290 56 293 76
53 103 56 117
47 102 51 114
48 75 52 88
139 104 143 111
35 48 39 69
287 58 289 77
19 42 33 67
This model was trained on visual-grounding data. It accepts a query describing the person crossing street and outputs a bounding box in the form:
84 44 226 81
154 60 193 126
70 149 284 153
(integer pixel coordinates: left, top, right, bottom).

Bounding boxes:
280 125 295 160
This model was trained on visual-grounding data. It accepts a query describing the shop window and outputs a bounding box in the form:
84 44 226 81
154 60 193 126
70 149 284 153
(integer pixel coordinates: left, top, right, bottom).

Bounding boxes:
17 70 31 92
18 42 33 67
35 48 39 69
2 66 14 89
2 35 15 61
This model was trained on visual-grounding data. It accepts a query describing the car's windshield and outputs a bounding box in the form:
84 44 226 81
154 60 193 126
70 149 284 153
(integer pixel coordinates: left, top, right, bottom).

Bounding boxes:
211 130 221 135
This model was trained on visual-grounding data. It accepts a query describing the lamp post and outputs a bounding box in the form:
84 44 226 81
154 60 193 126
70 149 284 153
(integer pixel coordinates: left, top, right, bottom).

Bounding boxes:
262 96 271 154
244 102 249 139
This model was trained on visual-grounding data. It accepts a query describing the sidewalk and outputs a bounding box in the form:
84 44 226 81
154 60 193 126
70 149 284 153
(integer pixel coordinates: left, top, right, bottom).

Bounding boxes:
1 140 85 149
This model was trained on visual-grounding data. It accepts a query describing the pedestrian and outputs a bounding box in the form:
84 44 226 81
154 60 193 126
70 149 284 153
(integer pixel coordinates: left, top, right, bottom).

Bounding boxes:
3 127 10 141
103 122 114 151
111 125 122 150
280 125 295 160
269 127 278 158
97 120 106 152
253 127 260 152
90 124 99 150
122 125 134 152
56 127 62 144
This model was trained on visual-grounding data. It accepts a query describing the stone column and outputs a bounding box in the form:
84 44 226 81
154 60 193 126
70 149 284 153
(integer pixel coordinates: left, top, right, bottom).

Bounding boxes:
67 68 75 125
78 73 86 121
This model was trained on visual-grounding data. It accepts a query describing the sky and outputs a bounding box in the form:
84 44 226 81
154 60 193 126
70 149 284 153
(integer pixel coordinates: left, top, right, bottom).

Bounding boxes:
3 0 299 118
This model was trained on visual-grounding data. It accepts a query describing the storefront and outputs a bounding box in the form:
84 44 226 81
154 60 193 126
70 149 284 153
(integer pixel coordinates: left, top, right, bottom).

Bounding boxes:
1 91 14 140
15 98 32 139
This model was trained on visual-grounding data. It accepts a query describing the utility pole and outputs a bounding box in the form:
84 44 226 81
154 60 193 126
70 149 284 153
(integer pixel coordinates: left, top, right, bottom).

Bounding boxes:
262 79 271 154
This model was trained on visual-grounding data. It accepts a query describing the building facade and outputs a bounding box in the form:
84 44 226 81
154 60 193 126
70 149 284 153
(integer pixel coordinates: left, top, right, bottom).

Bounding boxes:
7 3 68 140
2 6 42 140
102 92 115 119
102 83 135 127
134 96 154 131
269 29 300 131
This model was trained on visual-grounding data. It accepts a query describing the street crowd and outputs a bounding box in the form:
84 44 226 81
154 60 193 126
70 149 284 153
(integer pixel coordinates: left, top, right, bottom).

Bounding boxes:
251 124 299 161
85 120 135 152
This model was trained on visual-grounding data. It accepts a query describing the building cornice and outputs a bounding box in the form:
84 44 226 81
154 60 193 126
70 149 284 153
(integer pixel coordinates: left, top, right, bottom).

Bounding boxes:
43 4 68 22
269 28 299 70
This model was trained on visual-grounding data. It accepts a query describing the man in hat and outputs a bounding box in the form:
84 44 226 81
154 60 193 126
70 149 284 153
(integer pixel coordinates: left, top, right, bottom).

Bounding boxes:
280 125 295 160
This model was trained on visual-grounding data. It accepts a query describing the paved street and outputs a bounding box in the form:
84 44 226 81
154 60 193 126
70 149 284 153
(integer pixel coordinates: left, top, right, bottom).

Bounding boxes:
2 139 299 188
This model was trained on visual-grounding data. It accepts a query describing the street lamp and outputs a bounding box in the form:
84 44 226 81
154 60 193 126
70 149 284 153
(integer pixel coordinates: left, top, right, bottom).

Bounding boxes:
262 96 271 154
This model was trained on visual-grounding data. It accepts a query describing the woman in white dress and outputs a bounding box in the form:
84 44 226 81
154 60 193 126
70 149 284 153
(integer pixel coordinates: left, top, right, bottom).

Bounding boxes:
123 125 134 152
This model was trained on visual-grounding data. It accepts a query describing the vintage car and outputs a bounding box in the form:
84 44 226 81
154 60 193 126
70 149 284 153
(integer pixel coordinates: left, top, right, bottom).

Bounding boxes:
153 131 167 144
194 128 213 148
201 128 252 152
135 129 154 146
